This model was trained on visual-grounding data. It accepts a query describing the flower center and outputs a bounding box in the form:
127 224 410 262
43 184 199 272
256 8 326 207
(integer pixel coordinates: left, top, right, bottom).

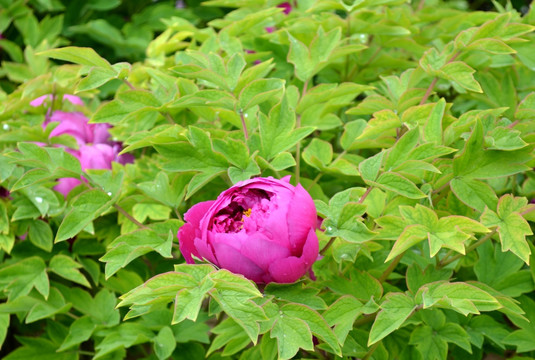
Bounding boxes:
211 189 273 233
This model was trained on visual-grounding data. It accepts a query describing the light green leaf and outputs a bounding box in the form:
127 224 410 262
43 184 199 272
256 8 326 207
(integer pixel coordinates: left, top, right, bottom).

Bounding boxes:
450 177 498 212
270 311 314 360
238 78 284 110
324 296 363 344
481 195 532 264
424 98 446 144
359 151 384 183
374 172 426 199
0 314 9 350
369 293 415 345
38 46 113 69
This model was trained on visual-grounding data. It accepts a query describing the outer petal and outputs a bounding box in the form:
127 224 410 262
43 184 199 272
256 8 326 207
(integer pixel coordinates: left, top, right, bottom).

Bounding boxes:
240 233 291 272
268 256 306 283
177 223 199 264
286 184 317 254
184 201 215 228
49 111 92 145
177 200 215 263
212 241 265 283
267 228 318 284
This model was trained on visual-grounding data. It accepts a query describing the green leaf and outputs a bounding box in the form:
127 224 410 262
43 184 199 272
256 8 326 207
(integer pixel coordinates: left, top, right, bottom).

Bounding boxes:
49 255 91 288
58 315 97 351
154 326 176 360
369 293 415 345
238 78 284 110
503 296 535 352
281 304 341 355
26 287 70 323
28 219 53 252
359 151 384 183
0 314 9 350
409 325 448 360
38 46 113 70
384 127 419 170
173 276 214 323
270 310 314 360
424 98 446 144
4 337 76 360
132 203 171 222
450 177 498 212
302 138 333 170
264 283 327 310
323 296 363 344
439 61 482 93
76 66 119 92
101 228 173 279
55 189 112 242
373 172 426 199
416 282 500 315
481 195 532 264
453 120 531 179
0 256 49 300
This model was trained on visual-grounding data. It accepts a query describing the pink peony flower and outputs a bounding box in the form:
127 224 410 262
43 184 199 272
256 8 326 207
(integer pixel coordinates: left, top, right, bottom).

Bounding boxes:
53 144 127 196
30 94 84 107
46 111 111 145
177 176 319 284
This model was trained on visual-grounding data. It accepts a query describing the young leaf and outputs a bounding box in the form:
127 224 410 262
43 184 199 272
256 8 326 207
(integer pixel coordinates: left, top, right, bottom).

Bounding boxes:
49 255 91 288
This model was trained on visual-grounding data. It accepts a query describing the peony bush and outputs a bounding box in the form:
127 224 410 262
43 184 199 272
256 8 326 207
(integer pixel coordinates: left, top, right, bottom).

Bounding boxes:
0 1 535 360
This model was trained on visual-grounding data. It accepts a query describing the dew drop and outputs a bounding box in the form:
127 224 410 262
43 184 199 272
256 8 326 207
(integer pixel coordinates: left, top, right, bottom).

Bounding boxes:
326 226 333 232
35 197 43 203
107 191 112 196
244 113 248 118
2 124 9 130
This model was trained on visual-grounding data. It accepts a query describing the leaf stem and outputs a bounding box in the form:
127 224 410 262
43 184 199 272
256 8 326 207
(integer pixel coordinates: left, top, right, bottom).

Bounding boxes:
114 203 148 229
419 51 461 105
379 253 403 283
122 79 136 90
239 110 249 140
437 228 497 269
319 237 335 255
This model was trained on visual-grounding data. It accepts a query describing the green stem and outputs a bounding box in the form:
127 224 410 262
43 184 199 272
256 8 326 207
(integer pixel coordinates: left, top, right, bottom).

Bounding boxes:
419 51 461 105
114 203 148 229
438 228 497 269
379 253 403 283
319 237 335 255
239 110 249 140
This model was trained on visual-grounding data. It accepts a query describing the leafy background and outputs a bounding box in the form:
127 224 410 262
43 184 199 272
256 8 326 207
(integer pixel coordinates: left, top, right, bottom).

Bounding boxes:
1 0 535 359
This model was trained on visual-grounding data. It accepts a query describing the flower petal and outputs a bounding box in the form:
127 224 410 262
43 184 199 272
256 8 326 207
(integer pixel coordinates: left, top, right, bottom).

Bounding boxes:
240 233 291 272
177 223 199 264
286 184 317 254
212 241 265 283
54 177 82 197
268 256 306 283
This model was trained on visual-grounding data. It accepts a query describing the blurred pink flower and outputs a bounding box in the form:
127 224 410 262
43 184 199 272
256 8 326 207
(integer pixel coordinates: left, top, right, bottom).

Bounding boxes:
30 94 84 107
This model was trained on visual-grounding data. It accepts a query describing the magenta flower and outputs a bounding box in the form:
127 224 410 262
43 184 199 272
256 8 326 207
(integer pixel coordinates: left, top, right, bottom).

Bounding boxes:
46 111 111 146
177 176 319 284
30 94 84 107
54 144 126 196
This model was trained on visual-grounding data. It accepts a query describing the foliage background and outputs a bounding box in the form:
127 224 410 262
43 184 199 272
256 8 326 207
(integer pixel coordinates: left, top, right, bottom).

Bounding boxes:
1 0 535 359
